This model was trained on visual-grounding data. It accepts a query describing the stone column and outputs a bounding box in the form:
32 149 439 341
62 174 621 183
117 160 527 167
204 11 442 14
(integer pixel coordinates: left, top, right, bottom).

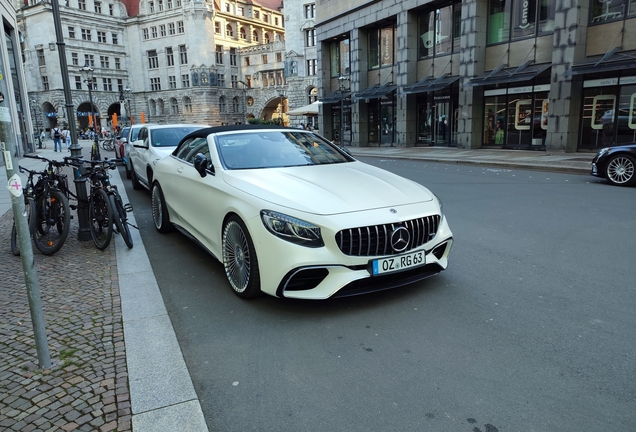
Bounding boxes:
396 10 418 147
353 28 370 147
546 1 589 153
457 0 487 149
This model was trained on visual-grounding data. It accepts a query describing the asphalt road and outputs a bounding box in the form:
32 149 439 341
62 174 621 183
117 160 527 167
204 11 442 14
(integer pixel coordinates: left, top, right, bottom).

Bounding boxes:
122 159 636 432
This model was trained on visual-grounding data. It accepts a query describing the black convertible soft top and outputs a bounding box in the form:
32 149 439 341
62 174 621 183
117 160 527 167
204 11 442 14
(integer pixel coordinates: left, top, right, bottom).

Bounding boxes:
178 124 303 143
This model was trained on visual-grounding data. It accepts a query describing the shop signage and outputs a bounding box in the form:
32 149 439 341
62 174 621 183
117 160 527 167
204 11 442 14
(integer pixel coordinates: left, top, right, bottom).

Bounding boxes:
484 89 506 96
533 84 550 92
508 86 533 94
583 78 618 88
433 95 451 100
519 0 532 29
619 76 636 85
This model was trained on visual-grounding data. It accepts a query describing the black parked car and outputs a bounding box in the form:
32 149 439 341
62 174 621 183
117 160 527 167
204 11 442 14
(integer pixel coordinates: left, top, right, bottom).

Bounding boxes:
591 142 636 187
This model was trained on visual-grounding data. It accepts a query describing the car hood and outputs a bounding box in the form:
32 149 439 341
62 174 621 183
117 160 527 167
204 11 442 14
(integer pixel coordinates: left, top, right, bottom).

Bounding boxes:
222 161 434 215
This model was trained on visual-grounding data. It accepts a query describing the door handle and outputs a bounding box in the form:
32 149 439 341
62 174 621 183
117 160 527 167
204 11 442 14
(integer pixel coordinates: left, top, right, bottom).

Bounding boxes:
177 167 183 173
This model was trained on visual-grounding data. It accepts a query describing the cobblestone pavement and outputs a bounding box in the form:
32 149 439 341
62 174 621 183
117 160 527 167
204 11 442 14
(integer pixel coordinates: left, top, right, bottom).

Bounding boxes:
0 165 130 432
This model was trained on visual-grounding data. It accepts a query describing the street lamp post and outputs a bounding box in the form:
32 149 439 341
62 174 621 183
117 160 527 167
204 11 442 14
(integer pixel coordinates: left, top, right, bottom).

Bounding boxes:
118 88 125 129
80 62 100 160
338 76 349 146
238 80 248 125
124 86 132 126
278 90 286 126
31 99 42 149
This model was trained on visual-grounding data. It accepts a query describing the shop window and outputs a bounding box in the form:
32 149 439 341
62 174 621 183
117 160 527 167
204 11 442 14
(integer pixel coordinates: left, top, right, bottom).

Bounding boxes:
590 0 628 23
368 25 396 69
617 85 636 144
330 37 350 77
488 0 556 44
485 91 548 147
580 87 617 149
417 3 462 58
487 0 511 44
484 95 507 145
507 93 534 146
512 1 535 39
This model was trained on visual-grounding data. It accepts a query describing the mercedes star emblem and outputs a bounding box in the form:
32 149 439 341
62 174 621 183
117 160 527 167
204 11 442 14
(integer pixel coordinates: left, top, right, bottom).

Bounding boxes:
390 226 410 252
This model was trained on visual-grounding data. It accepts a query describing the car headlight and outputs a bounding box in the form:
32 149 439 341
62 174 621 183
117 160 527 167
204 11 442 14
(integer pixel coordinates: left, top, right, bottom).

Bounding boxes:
433 193 444 221
597 147 610 158
260 210 324 248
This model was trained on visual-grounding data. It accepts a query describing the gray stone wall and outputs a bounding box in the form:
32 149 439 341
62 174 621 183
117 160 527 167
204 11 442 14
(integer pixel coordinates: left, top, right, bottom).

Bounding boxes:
546 1 589 153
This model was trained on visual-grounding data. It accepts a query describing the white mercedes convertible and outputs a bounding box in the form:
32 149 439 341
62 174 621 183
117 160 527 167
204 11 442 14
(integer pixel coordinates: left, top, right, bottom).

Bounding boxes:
151 125 453 300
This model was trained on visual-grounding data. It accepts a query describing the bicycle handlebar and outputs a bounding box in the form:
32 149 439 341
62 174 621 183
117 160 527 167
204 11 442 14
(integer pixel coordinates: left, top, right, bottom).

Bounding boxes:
24 154 66 168
18 165 44 176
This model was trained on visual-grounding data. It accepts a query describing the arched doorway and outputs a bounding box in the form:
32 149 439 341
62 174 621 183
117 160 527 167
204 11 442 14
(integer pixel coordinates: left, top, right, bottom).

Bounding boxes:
42 102 57 130
262 96 287 126
107 103 122 132
77 102 100 131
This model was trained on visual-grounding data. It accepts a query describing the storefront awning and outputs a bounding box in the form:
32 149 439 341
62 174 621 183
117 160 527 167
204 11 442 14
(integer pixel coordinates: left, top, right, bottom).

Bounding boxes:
402 74 460 95
320 90 351 104
566 50 636 76
353 82 397 101
467 63 551 87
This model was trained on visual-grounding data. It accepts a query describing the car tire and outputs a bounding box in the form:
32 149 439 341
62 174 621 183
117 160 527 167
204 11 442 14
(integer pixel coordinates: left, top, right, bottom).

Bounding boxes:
605 154 636 187
222 216 261 299
131 166 142 190
151 183 174 233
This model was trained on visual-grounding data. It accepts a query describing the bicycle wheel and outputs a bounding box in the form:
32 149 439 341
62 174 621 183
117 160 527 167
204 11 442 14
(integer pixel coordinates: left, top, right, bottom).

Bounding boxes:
32 189 70 255
90 188 113 250
109 192 133 249
100 139 114 151
11 198 36 256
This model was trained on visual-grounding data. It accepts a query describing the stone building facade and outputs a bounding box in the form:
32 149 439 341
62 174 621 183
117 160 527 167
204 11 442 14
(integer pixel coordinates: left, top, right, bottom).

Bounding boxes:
16 0 286 133
315 0 636 153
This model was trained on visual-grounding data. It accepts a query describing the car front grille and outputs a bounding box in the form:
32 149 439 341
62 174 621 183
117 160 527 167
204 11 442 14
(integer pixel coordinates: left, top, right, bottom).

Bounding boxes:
335 215 441 257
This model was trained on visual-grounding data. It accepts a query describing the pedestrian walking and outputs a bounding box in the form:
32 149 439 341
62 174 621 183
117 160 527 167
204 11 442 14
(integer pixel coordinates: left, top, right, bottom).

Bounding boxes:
39 130 45 148
62 125 71 151
51 126 63 152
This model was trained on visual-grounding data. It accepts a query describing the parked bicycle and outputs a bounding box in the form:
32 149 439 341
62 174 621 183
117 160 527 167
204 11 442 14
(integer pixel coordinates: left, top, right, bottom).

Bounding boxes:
100 138 115 152
15 155 72 255
65 157 134 250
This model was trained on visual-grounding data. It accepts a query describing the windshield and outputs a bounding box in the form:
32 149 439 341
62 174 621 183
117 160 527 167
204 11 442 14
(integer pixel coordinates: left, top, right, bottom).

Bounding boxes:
130 128 142 141
150 127 203 147
216 131 352 169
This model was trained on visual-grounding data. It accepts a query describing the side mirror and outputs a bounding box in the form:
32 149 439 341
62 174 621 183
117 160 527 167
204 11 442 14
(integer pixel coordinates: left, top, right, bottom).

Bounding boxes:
193 153 213 177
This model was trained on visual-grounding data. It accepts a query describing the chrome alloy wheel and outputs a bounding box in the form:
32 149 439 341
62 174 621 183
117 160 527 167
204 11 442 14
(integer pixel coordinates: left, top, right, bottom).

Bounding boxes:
223 220 251 293
151 187 163 229
607 156 635 185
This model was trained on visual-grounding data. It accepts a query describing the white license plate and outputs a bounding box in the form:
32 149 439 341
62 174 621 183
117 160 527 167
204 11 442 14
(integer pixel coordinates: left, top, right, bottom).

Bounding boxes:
371 250 426 276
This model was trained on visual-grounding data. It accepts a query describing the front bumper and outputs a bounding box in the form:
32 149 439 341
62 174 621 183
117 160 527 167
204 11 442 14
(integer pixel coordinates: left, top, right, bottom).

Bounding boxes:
591 161 601 177
250 204 453 300
276 238 453 299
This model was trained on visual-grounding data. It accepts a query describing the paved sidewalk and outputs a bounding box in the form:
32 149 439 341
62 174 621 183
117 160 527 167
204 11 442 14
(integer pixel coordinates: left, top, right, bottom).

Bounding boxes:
0 141 593 431
347 145 593 175
1 142 207 432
